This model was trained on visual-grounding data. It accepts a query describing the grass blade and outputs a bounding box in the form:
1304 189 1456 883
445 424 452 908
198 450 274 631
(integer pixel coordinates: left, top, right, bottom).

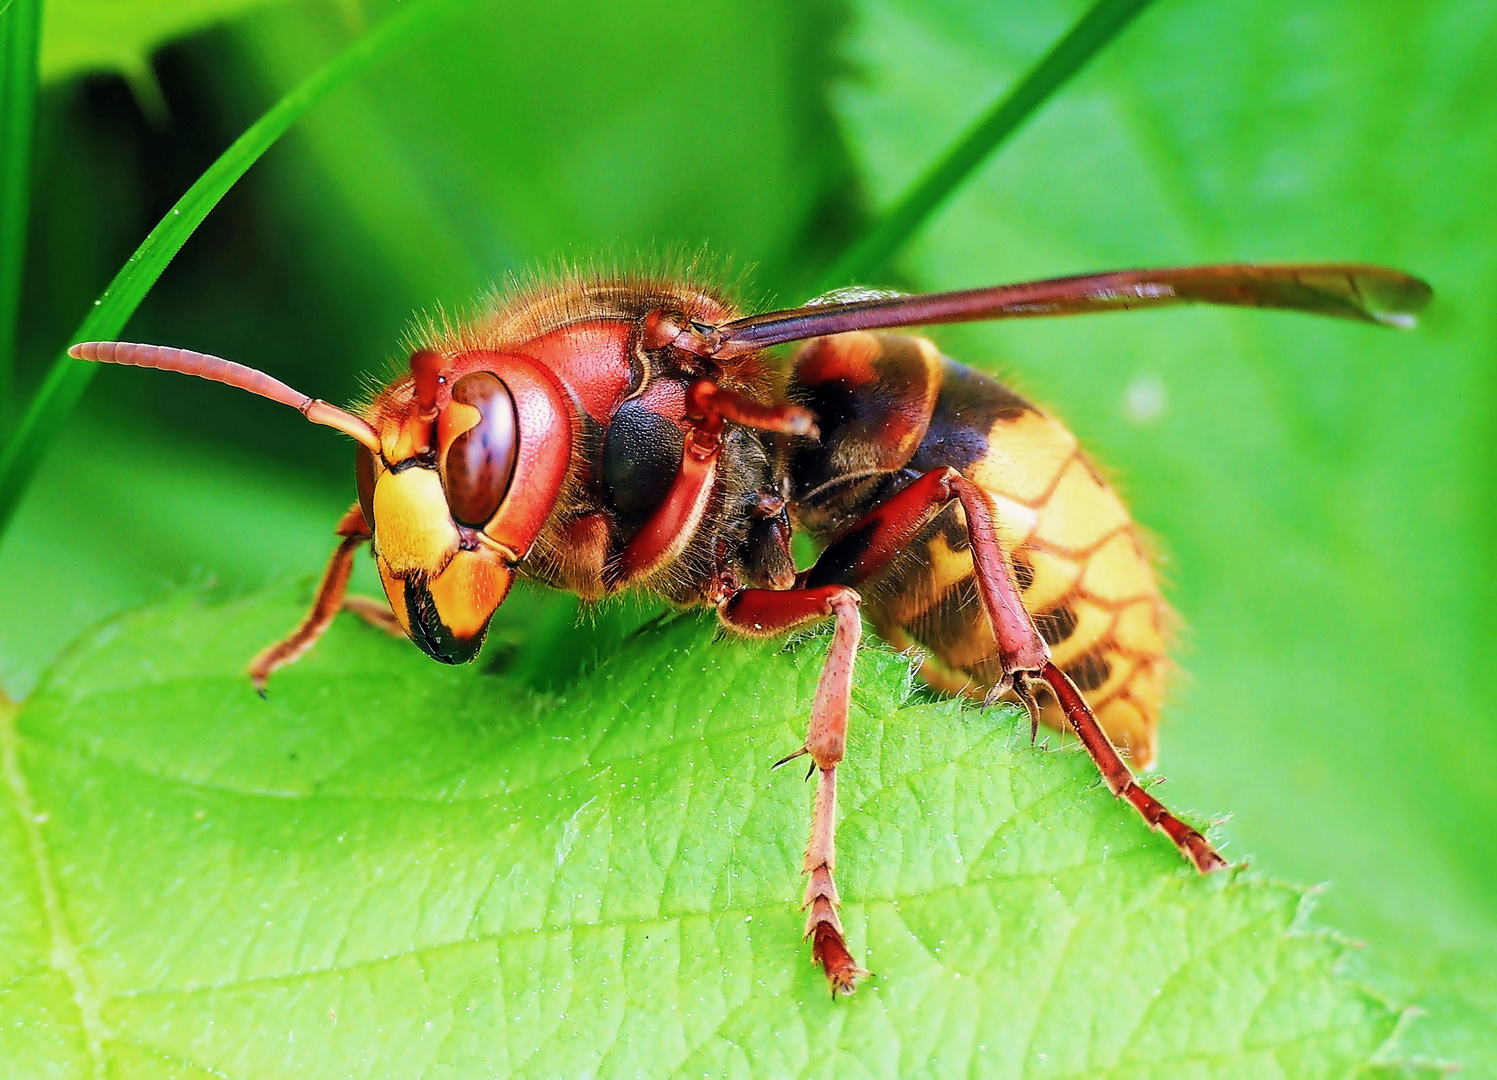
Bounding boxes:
0 0 477 541
0 0 41 427
819 0 1158 290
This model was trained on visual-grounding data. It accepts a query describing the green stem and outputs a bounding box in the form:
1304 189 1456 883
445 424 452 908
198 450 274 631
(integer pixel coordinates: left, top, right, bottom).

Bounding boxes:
0 0 41 428
0 0 477 541
819 0 1158 290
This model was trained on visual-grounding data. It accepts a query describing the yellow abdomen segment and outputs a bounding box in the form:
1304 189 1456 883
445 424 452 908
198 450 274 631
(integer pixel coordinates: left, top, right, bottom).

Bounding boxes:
875 403 1170 768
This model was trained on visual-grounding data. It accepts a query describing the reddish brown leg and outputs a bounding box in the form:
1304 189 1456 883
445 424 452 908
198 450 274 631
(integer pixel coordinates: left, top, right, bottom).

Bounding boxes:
684 380 818 438
248 505 395 692
718 585 870 995
806 466 1046 686
1038 663 1227 872
809 467 1228 874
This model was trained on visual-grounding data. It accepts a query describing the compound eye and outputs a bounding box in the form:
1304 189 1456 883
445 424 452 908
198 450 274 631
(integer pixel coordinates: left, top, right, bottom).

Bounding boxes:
440 372 519 528
355 444 378 530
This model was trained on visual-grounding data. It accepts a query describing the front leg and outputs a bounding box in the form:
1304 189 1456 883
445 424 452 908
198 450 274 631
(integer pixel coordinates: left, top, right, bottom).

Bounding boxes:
717 585 868 995
248 504 400 692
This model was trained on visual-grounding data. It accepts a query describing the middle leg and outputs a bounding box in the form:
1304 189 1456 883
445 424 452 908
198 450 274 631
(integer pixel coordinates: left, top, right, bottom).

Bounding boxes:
717 584 868 995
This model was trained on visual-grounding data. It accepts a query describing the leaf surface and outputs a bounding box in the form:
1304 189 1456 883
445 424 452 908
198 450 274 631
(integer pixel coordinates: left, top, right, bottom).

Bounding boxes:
1 589 1425 1077
831 0 1497 1069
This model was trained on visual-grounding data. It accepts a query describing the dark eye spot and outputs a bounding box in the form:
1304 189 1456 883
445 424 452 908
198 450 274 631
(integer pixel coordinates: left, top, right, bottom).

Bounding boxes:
442 372 519 528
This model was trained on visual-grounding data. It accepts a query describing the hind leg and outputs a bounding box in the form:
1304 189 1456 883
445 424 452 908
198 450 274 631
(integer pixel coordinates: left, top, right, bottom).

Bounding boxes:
808 466 1228 872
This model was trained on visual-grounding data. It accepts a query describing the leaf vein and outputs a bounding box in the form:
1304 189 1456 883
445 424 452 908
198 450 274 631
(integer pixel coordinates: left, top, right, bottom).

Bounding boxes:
1 704 112 1078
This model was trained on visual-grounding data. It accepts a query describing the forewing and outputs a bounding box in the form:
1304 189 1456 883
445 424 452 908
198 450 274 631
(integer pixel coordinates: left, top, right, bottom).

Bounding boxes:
712 264 1432 355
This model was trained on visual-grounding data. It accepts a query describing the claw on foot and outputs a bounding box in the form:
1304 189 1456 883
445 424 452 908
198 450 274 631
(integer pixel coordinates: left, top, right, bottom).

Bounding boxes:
1012 672 1042 743
809 921 869 996
804 863 869 996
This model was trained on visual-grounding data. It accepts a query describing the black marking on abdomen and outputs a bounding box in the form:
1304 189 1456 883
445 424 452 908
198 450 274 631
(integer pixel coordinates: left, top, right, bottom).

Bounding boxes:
907 357 1033 477
789 335 936 502
1066 651 1112 692
910 574 986 660
1011 551 1035 593
790 339 1034 547
1035 605 1078 646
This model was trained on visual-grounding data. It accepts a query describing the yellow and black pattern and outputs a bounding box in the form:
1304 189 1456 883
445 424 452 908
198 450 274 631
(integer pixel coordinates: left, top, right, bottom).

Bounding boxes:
791 332 1170 767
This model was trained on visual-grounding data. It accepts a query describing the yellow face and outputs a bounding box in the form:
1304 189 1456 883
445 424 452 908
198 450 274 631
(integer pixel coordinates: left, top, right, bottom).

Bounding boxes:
356 370 522 665
366 462 512 663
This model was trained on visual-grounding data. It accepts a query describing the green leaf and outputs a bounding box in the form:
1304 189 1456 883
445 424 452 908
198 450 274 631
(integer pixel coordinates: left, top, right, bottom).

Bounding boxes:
0 0 477 542
0 409 364 700
832 0 1497 1069
38 0 297 83
0 589 1427 1077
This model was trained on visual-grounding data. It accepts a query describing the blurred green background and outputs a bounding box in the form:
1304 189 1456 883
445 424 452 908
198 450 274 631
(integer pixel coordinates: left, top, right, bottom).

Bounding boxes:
2 0 1494 1067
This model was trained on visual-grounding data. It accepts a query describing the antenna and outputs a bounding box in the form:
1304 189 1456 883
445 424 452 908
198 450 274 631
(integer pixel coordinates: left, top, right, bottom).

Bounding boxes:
69 341 382 453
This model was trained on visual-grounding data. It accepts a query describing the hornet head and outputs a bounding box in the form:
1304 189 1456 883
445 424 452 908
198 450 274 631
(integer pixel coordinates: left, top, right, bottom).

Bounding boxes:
67 339 574 666
357 348 574 663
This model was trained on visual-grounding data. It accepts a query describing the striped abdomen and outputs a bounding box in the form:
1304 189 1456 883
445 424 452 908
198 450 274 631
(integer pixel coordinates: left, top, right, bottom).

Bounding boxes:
790 332 1170 767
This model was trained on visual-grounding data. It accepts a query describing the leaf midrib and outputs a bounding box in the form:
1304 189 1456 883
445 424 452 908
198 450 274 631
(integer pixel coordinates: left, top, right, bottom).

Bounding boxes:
0 700 110 1077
